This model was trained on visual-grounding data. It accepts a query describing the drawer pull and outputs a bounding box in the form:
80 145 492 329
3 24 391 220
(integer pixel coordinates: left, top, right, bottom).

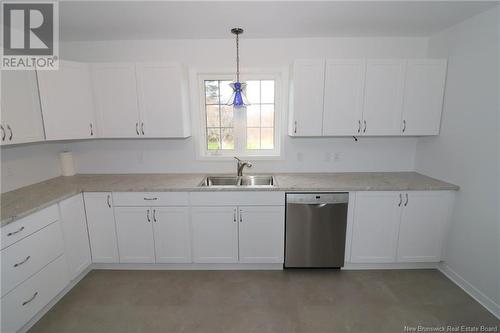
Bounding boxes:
14 256 31 268
144 197 158 201
7 226 25 237
22 292 38 306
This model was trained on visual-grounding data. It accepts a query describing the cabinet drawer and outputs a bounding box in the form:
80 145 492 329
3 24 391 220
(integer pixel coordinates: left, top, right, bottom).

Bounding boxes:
1 221 65 297
112 192 189 206
1 255 69 333
1 205 59 250
190 191 285 206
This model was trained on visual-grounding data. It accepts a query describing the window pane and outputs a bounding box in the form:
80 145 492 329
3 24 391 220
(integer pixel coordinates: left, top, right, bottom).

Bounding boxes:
261 80 275 103
246 80 260 104
221 128 234 150
206 105 220 127
261 128 274 149
246 105 260 127
220 105 234 128
247 128 260 150
207 128 220 150
205 81 219 104
261 104 274 127
220 80 233 105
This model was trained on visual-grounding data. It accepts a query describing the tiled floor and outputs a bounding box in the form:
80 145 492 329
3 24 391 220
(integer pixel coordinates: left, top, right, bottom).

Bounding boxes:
29 269 499 333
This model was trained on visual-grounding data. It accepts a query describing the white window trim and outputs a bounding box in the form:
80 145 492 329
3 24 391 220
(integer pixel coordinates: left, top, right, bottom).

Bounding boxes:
191 68 286 161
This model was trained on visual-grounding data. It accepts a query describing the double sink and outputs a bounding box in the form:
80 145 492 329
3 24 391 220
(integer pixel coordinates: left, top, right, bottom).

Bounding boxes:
199 175 276 188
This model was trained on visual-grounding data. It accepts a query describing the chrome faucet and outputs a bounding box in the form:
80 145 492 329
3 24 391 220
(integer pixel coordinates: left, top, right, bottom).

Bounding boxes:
234 157 252 176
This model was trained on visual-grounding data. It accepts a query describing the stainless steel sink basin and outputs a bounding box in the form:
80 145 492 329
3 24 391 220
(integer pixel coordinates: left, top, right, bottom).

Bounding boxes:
199 175 276 187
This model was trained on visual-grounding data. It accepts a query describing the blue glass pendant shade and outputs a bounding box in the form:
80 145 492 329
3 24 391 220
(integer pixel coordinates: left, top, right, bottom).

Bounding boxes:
227 81 249 108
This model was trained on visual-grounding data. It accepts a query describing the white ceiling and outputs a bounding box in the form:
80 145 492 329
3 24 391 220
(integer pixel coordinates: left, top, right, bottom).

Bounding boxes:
60 1 498 41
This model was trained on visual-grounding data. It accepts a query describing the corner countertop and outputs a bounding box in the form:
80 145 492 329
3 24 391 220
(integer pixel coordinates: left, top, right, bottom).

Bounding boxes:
1 172 458 226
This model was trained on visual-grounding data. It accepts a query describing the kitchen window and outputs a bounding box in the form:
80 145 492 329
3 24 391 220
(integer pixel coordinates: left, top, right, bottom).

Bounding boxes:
199 74 281 158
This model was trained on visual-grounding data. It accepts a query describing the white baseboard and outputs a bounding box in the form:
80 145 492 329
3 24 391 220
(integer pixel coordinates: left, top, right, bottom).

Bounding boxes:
18 266 92 333
343 262 439 270
92 262 284 270
438 262 500 320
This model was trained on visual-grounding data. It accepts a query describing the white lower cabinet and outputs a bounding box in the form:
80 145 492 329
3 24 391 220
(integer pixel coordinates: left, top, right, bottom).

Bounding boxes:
84 193 119 263
114 207 155 263
191 207 239 263
351 192 402 263
238 206 285 263
1 255 69 333
153 207 192 263
59 194 92 280
397 191 451 262
350 191 452 264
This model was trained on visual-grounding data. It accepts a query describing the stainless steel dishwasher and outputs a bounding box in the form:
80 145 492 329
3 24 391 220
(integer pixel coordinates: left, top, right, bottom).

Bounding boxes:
285 193 349 268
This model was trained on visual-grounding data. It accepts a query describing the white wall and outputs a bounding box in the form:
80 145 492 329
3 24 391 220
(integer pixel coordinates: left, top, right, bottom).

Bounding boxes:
59 37 426 174
416 7 500 314
1 142 65 193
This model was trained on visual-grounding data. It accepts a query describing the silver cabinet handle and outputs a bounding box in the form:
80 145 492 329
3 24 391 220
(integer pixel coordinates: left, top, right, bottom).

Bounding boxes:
146 209 151 222
1 125 5 141
90 123 94 136
141 122 145 135
136 122 140 135
363 120 367 133
402 120 406 133
7 124 13 140
22 292 38 306
7 226 25 237
14 256 31 268
357 120 361 134
293 121 297 134
153 209 157 222
144 197 158 201
106 194 111 208
239 209 243 223
398 194 402 207
233 209 237 223
404 193 409 207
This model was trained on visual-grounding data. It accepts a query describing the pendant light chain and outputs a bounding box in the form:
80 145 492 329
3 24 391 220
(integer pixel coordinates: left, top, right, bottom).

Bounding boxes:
236 31 240 82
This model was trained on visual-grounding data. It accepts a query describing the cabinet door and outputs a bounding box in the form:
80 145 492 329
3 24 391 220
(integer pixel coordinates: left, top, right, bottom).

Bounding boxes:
83 192 119 263
401 60 447 136
323 60 365 136
59 194 92 280
136 63 190 138
152 207 191 263
91 63 141 138
114 207 155 263
1 70 44 145
397 191 451 262
289 60 325 136
37 60 96 140
363 60 405 135
191 207 238 263
238 206 284 263
351 192 402 263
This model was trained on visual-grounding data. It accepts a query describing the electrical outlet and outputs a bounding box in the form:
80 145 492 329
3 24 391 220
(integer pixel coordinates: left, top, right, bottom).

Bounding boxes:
333 152 341 162
324 152 333 162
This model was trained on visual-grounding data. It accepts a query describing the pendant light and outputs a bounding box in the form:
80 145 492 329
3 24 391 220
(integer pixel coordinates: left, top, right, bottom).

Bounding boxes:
226 28 249 108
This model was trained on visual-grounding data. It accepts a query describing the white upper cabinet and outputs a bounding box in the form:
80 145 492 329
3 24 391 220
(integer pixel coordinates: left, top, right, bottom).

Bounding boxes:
58 194 92 280
401 60 447 136
37 60 96 140
362 60 405 135
136 63 191 138
1 70 45 145
397 191 451 262
322 60 366 136
289 59 325 136
91 63 141 138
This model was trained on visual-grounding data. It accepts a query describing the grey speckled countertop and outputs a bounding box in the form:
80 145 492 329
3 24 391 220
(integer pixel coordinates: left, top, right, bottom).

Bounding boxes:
1 172 458 226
